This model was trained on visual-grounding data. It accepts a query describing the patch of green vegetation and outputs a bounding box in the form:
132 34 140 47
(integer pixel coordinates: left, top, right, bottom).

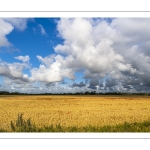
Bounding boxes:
1 113 150 132
10 113 37 132
0 128 6 132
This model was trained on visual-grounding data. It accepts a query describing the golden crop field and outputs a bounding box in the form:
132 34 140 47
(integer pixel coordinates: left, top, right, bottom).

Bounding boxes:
0 95 150 131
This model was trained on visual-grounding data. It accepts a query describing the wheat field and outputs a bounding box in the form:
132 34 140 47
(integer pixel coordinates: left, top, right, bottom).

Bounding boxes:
0 95 150 131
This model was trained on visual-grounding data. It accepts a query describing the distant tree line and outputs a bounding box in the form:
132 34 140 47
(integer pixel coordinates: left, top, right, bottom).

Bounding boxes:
0 90 150 96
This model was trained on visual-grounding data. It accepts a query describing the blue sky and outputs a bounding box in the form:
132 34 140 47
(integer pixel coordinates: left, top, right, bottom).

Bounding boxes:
1 18 61 66
1 18 150 93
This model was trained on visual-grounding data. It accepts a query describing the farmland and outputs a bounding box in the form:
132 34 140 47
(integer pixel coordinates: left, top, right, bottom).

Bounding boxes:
0 95 150 132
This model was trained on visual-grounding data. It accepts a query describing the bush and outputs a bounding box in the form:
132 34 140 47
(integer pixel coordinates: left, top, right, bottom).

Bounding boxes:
10 113 37 132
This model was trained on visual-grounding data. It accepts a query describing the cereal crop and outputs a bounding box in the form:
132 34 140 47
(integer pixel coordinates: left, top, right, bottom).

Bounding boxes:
0 95 150 131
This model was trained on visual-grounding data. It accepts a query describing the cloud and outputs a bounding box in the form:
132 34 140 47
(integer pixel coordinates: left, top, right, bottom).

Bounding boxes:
0 19 14 47
36 55 55 67
4 18 30 31
105 78 117 88
38 24 47 35
29 55 74 83
14 55 30 63
55 19 136 77
0 57 30 82
88 78 99 89
53 18 150 92
2 76 35 93
0 46 20 53
72 82 86 87
21 18 150 93
0 18 30 54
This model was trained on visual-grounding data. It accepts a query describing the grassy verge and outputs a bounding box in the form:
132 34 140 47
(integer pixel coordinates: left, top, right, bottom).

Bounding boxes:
1 113 150 132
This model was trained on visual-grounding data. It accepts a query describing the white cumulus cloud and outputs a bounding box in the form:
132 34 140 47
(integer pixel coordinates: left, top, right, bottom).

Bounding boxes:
0 19 14 47
4 18 30 31
14 55 30 63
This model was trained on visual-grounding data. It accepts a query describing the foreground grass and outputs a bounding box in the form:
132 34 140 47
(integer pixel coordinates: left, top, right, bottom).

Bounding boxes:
1 113 150 132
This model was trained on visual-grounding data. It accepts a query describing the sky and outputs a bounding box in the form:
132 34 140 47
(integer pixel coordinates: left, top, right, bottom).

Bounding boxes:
0 18 150 93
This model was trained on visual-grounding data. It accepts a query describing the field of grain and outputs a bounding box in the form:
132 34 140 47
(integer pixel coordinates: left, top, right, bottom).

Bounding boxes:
0 95 150 131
